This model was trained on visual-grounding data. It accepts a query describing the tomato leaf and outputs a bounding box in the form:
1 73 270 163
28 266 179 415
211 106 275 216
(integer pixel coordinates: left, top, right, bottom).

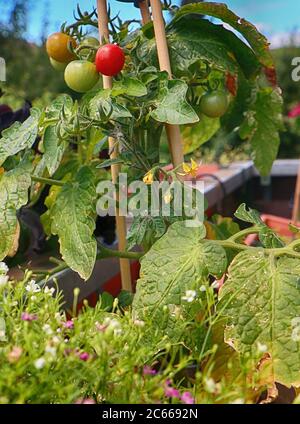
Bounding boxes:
0 108 40 166
126 215 166 251
234 203 284 248
239 87 284 177
219 251 300 387
45 94 73 120
43 125 66 176
151 79 199 125
0 156 32 260
111 76 147 97
89 90 132 120
181 114 220 154
132 221 227 334
50 166 97 280
172 2 274 69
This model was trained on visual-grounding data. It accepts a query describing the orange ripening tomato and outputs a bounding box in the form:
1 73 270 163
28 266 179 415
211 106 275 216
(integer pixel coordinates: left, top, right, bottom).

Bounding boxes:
46 32 77 63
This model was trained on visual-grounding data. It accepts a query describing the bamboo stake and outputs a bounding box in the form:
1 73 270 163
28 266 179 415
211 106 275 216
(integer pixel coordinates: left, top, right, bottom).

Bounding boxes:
149 0 184 168
97 0 132 292
139 0 151 25
292 163 300 224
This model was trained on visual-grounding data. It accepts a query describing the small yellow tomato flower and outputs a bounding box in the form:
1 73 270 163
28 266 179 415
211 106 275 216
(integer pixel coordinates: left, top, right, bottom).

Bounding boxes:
164 191 172 204
179 158 199 178
143 171 154 185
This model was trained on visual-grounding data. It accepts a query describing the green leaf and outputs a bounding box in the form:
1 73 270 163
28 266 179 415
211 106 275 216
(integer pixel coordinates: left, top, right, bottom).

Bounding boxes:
234 203 264 226
172 2 274 69
89 89 132 120
127 215 166 250
118 290 134 308
208 215 240 240
219 251 300 387
45 94 73 120
100 292 114 311
239 87 283 177
43 125 66 176
0 108 40 166
289 223 300 234
111 76 147 97
235 203 284 248
170 18 259 78
151 79 199 125
137 17 260 79
181 114 220 154
0 156 32 260
96 158 124 169
132 221 227 333
51 166 97 280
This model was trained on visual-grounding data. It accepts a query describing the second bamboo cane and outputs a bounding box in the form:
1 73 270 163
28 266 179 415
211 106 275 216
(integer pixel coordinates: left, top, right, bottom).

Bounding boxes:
149 0 184 169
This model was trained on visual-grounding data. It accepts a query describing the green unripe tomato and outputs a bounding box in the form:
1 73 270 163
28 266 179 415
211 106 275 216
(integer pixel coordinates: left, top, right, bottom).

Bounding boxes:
199 91 229 118
50 57 67 71
64 60 99 93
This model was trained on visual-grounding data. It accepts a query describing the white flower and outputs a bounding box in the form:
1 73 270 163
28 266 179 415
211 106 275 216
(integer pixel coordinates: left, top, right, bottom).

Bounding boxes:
103 317 122 335
182 290 197 303
30 295 37 302
42 324 53 335
52 336 60 345
34 357 46 369
44 286 55 296
211 280 219 289
0 275 9 288
0 262 9 274
257 342 268 353
199 285 206 292
204 377 216 393
133 320 145 327
25 280 41 293
45 345 57 357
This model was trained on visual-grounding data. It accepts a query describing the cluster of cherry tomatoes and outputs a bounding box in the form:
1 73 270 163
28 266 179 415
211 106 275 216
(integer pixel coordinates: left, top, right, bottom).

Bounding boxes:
46 32 125 93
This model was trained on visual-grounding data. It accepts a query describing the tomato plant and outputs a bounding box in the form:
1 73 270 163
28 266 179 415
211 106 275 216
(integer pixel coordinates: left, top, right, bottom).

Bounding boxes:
2 1 300 404
95 44 125 76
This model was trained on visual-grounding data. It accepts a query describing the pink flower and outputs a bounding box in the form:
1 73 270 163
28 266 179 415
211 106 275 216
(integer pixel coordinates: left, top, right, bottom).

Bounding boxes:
181 391 195 404
21 312 38 322
288 104 300 118
164 381 180 398
63 320 74 329
75 398 96 404
7 346 23 363
79 352 90 361
143 366 157 375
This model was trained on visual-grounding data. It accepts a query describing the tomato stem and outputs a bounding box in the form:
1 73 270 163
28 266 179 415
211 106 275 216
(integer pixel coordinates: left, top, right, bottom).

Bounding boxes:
31 176 65 187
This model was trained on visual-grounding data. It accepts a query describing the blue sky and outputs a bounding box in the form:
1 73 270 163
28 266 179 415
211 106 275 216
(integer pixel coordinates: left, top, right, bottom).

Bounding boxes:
2 0 300 47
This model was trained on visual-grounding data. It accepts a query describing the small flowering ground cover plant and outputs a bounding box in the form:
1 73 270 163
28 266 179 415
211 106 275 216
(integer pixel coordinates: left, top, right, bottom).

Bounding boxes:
1 0 300 404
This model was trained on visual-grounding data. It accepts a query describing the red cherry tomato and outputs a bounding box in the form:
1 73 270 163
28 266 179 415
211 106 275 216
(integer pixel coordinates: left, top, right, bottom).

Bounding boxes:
95 44 125 77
